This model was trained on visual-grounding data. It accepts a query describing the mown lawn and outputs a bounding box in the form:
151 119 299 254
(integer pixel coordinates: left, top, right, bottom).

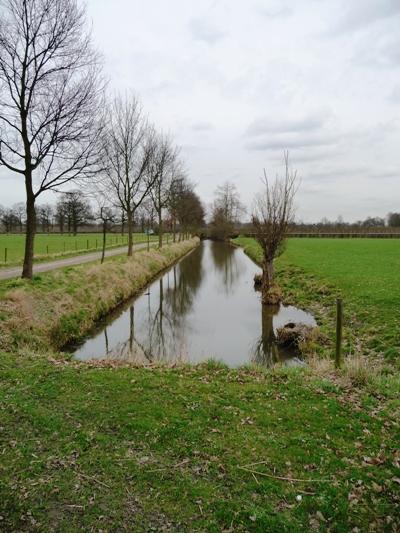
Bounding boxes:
0 233 162 267
233 237 400 364
0 354 399 532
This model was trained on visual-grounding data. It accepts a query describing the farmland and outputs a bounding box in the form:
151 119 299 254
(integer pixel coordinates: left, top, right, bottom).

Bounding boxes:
233 237 400 366
0 233 161 267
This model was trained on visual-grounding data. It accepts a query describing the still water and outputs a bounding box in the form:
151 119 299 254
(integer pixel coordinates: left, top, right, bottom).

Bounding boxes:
72 241 316 367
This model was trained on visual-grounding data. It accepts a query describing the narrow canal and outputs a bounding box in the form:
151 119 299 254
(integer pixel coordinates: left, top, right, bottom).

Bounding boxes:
72 241 316 366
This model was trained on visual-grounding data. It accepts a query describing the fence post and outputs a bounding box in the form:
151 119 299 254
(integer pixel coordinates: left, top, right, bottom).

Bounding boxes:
335 298 343 369
4 248 7 263
87 239 89 250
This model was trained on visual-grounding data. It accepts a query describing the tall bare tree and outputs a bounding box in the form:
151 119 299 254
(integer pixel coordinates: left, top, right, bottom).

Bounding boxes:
0 0 104 278
148 133 178 248
210 181 244 240
102 94 156 256
175 182 205 238
252 152 297 304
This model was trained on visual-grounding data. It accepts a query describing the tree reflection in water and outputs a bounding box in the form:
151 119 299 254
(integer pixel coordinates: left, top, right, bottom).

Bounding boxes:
103 305 150 363
74 241 316 366
251 304 281 366
210 241 244 293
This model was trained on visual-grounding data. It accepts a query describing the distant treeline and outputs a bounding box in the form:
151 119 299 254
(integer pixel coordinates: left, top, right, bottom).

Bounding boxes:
0 190 201 235
236 213 400 234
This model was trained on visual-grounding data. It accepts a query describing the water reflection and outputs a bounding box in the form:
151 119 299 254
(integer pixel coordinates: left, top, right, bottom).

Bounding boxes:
251 305 280 366
210 241 244 293
73 241 316 366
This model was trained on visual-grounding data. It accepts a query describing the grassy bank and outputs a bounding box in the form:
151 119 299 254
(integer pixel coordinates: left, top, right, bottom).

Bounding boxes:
0 232 163 268
0 355 399 532
233 237 400 370
0 238 199 353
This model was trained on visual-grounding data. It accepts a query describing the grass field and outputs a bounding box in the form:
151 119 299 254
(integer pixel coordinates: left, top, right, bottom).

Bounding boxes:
233 237 400 365
0 237 399 531
0 355 398 532
0 232 163 267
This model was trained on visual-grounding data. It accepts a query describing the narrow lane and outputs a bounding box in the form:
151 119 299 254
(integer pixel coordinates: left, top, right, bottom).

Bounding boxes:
0 242 156 280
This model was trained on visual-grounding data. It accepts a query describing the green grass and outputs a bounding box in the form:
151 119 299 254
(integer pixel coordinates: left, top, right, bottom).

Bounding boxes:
0 232 163 267
233 237 400 365
0 354 398 532
1 236 399 531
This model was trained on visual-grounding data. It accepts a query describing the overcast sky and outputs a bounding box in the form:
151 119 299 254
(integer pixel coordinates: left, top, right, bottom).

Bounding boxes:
1 0 399 222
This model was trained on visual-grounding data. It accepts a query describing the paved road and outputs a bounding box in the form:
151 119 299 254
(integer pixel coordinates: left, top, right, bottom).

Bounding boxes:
0 242 155 280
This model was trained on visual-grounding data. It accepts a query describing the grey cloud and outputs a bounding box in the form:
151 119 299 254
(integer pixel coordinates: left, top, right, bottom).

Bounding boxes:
189 18 225 44
305 166 371 181
192 121 215 131
245 135 337 151
332 0 400 35
389 86 400 103
366 170 400 180
256 5 292 19
246 116 325 137
353 33 400 69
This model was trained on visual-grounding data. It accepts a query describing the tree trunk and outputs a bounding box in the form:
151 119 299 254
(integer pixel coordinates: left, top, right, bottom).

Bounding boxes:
261 259 274 294
261 258 281 304
101 221 107 264
127 210 133 256
158 211 163 249
22 189 36 279
172 218 176 242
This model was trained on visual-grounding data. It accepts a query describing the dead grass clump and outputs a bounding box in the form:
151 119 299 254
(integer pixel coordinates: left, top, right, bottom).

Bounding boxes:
306 349 385 391
262 285 282 305
276 323 316 350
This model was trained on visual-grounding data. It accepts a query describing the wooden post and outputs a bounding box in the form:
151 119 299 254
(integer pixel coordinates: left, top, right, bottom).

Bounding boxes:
63 242 66 253
46 245 49 255
87 239 89 250
147 231 150 251
4 248 7 263
335 298 343 369
96 239 98 249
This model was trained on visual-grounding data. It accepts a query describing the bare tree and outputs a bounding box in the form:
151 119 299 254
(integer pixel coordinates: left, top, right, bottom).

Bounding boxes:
175 182 205 238
36 203 53 232
60 191 92 235
252 152 297 304
210 181 245 240
148 133 178 248
1 206 19 232
102 94 157 256
98 205 116 264
12 202 25 232
0 0 104 278
388 212 400 227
